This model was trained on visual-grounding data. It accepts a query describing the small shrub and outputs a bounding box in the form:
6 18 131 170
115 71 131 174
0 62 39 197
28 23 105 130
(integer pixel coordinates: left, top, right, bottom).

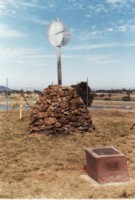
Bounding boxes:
71 82 94 106
119 190 131 198
103 98 111 101
122 96 131 101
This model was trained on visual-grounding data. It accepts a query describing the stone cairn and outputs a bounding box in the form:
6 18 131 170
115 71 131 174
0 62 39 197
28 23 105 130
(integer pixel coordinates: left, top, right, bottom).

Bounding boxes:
29 85 95 134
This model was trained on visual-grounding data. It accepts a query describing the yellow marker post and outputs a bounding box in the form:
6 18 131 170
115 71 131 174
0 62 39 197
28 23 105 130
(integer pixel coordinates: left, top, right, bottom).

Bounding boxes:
7 90 32 119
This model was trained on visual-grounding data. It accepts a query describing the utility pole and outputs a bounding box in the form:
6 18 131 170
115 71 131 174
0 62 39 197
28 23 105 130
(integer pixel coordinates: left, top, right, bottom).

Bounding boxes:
57 47 62 85
48 19 71 86
87 78 89 108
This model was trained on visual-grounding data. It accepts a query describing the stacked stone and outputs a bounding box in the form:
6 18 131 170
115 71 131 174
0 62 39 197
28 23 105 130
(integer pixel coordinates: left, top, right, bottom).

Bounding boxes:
29 85 95 134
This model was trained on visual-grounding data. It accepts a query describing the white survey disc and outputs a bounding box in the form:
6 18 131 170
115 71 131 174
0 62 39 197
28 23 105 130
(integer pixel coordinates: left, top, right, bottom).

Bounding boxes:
48 19 71 47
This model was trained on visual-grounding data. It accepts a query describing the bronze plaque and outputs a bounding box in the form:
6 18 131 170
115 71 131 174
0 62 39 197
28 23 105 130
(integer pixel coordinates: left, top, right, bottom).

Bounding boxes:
93 148 119 155
106 161 119 170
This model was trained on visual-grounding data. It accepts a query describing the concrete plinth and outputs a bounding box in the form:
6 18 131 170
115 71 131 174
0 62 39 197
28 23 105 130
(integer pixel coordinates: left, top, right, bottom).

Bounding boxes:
85 146 129 184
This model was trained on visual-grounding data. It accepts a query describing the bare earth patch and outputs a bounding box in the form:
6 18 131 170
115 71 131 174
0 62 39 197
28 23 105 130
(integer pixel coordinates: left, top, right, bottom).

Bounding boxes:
0 109 135 198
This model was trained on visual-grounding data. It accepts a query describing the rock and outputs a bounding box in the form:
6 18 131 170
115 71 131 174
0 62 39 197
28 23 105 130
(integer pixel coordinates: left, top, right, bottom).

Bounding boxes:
30 117 37 125
44 117 57 126
55 122 62 128
39 104 48 112
30 126 40 132
59 90 65 97
59 117 69 125
60 101 69 109
71 116 79 122
36 112 48 118
39 124 46 131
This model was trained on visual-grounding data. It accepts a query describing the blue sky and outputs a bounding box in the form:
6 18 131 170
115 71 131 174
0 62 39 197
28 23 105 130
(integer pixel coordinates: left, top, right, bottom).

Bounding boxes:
0 0 135 90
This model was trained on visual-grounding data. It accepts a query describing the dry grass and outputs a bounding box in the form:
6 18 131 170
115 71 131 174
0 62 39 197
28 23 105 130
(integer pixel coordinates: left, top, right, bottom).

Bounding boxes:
0 109 135 198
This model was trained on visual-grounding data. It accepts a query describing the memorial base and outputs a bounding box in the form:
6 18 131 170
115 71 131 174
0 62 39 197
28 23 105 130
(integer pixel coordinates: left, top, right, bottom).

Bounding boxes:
85 146 129 184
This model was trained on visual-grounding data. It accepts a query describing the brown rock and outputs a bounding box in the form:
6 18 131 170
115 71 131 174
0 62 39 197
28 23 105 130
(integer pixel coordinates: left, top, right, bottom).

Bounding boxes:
55 122 62 128
62 111 70 116
50 92 58 96
71 122 81 128
71 116 79 122
48 110 56 117
52 102 59 107
51 96 58 102
39 104 48 112
30 126 40 132
30 117 37 124
54 107 62 114
61 97 67 101
84 115 91 120
78 116 85 123
59 90 65 97
66 95 72 101
60 101 69 109
32 108 39 114
44 117 57 126
54 113 62 118
70 104 77 110
39 124 46 131
36 112 48 119
71 110 81 116
78 126 89 132
78 108 86 113
59 117 69 125
34 119 43 126
48 105 55 112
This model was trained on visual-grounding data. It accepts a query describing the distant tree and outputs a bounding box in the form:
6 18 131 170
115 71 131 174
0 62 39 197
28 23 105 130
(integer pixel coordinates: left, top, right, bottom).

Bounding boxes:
127 90 131 98
71 81 94 106
93 93 97 97
108 93 112 98
25 90 33 94
33 90 42 95
99 94 105 97
4 90 11 96
122 96 131 101
11 90 18 93
104 98 111 101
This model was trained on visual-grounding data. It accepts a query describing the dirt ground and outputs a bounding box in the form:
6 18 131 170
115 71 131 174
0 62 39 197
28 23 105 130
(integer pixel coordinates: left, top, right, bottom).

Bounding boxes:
0 108 135 198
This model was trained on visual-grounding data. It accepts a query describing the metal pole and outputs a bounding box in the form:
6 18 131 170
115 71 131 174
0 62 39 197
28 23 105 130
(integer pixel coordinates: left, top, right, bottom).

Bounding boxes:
57 47 62 85
6 78 9 114
87 78 89 108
